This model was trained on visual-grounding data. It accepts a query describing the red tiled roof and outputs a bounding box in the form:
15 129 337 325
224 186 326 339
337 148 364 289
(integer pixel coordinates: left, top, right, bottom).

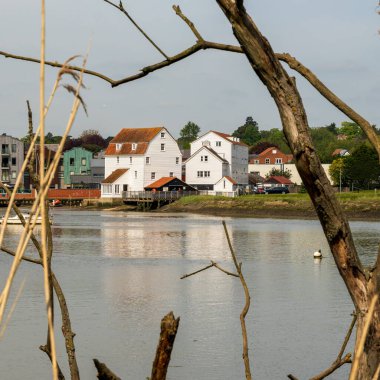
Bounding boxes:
146 177 176 189
265 176 293 185
102 169 129 184
211 131 248 147
258 147 278 156
224 176 237 185
105 127 162 155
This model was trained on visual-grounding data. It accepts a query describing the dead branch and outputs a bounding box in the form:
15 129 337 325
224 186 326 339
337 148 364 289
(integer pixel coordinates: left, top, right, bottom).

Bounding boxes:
180 261 239 279
289 312 356 380
222 221 252 380
103 0 168 59
150 311 180 380
276 53 380 160
93 359 121 380
39 344 66 380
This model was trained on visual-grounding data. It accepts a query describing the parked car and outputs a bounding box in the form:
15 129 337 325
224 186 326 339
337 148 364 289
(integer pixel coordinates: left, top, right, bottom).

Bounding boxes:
265 186 289 194
253 186 265 194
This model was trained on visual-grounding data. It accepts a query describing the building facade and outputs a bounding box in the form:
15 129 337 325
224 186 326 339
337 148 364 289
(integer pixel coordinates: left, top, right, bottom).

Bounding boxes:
250 147 293 165
185 131 248 190
101 127 182 198
63 147 93 188
0 134 24 187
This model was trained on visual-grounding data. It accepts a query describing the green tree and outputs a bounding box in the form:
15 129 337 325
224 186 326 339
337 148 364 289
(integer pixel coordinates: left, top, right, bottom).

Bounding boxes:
178 121 200 149
338 121 363 139
232 116 260 146
257 128 290 153
328 157 348 187
265 167 292 179
344 144 380 188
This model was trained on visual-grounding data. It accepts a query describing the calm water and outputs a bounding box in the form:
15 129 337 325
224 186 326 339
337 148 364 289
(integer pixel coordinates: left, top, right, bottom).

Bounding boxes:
0 210 379 379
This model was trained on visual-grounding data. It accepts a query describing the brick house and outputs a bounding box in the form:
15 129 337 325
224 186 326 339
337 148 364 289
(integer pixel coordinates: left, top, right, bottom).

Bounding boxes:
250 147 293 165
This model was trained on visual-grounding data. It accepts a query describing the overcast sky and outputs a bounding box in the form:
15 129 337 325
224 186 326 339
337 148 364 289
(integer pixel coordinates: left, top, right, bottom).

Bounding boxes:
0 1 379 139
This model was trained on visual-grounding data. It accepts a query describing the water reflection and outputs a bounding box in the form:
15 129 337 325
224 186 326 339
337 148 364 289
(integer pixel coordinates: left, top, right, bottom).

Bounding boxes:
0 210 378 379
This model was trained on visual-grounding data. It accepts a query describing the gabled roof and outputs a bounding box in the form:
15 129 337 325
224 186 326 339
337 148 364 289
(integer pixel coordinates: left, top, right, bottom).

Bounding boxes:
223 176 237 185
210 131 248 147
264 175 293 185
145 177 174 189
105 127 163 155
186 145 228 164
102 169 129 184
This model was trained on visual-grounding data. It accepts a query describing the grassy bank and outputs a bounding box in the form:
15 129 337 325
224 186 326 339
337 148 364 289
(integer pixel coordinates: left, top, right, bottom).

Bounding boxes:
162 190 380 220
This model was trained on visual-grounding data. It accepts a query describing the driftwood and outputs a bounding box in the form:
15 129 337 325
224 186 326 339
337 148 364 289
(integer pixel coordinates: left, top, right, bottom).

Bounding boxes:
93 359 121 380
150 311 180 380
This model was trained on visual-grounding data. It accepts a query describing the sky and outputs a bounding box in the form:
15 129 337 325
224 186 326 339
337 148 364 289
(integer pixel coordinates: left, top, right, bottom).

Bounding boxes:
0 0 379 140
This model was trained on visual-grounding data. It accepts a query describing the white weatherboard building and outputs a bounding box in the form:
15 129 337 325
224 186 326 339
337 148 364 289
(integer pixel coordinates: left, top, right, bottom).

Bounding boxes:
101 127 182 198
185 131 249 190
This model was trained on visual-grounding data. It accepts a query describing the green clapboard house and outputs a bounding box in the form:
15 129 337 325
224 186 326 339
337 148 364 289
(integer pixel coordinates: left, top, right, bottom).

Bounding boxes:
63 147 93 187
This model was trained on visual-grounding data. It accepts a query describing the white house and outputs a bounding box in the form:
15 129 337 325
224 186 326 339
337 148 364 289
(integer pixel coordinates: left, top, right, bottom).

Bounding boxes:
101 127 182 198
185 131 248 190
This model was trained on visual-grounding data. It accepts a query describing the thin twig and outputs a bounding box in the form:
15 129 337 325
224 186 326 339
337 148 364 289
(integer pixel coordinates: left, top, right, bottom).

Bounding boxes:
180 261 239 279
103 0 169 59
222 221 252 380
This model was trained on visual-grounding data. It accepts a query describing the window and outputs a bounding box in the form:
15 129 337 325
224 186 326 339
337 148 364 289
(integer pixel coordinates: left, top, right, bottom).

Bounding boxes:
151 172 156 180
201 156 203 161
114 184 120 194
11 157 16 166
146 157 150 164
1 170 9 181
272 149 277 154
204 156 208 162
103 184 112 194
265 158 270 164
11 144 16 153
134 171 137 179
275 158 283 164
161 143 165 151
254 160 259 164
197 171 203 177
11 171 16 179
161 132 165 138
81 158 86 166
132 143 137 150
129 157 132 164
204 171 210 177
169 172 174 177
176 157 179 164
116 143 122 151
216 141 221 147
117 156 119 164
70 158 74 165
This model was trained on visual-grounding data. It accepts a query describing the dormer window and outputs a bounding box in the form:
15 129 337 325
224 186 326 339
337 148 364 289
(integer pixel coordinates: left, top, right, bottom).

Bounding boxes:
161 132 165 138
132 143 137 150
116 143 122 151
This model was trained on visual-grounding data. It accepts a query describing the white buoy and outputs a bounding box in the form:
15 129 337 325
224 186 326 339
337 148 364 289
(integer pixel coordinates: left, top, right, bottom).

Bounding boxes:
313 249 322 259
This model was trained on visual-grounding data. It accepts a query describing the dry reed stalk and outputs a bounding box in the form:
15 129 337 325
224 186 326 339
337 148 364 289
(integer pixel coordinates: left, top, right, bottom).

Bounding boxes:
349 294 379 380
38 2 59 378
0 278 26 339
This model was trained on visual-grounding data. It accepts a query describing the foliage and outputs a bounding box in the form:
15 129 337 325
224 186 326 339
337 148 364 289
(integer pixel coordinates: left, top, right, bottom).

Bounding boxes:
265 167 292 179
344 144 380 188
178 121 200 149
338 121 363 139
64 129 107 152
249 141 280 154
329 158 347 187
257 128 291 153
232 116 260 146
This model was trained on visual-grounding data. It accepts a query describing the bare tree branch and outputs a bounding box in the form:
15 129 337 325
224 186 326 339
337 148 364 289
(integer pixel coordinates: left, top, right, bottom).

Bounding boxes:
222 221 252 380
276 53 380 160
93 359 121 380
180 261 239 279
103 0 169 59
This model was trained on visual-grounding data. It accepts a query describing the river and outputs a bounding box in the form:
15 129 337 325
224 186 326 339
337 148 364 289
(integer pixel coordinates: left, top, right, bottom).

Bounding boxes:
0 210 378 379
